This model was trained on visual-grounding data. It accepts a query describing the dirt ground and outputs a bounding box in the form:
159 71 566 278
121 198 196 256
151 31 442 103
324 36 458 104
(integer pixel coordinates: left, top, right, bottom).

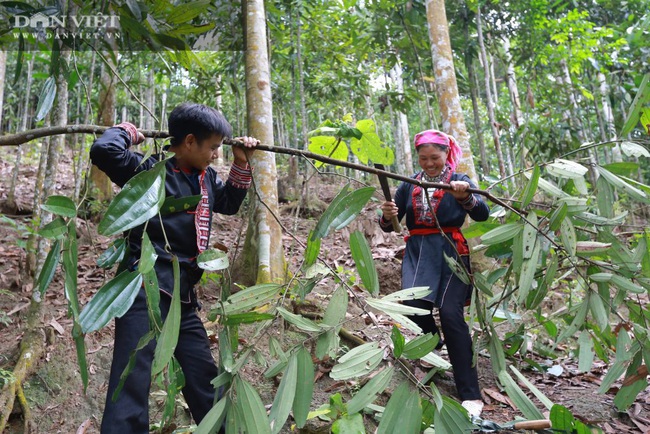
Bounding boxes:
0 146 649 434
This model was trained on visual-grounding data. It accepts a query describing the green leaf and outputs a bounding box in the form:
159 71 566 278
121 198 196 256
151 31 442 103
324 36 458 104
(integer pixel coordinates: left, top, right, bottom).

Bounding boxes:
36 239 61 298
560 216 577 257
312 186 376 239
621 141 650 158
138 232 158 274
195 396 229 434
588 289 609 330
269 352 298 434
98 159 167 236
548 202 568 232
365 299 429 316
167 0 211 24
621 73 650 136
592 273 645 294
210 284 281 316
577 330 594 373
330 342 384 380
557 300 589 344
39 217 68 239
143 269 162 329
498 371 544 420
72 323 88 392
391 326 405 358
197 248 229 271
546 159 588 179
420 352 452 370
641 109 650 135
522 213 538 260
316 286 348 359
509 366 554 410
63 223 80 318
223 312 275 325
596 166 647 202
41 195 76 218
308 136 349 168
480 223 522 245
35 75 57 121
518 240 541 305
235 378 272 434
550 404 574 431
332 413 365 434
443 252 471 285
349 119 394 165
79 270 143 333
432 396 476 434
159 194 202 215
382 286 432 302
402 333 438 360
303 230 321 269
152 257 181 375
614 378 649 411
599 360 627 393
276 306 322 332
97 239 127 269
293 347 314 428
376 383 421 434
347 367 393 415
350 231 379 295
520 165 540 208
533 175 568 198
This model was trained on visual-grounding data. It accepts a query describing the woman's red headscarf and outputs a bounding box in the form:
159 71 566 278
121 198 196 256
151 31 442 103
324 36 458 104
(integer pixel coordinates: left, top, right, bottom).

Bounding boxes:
414 129 462 171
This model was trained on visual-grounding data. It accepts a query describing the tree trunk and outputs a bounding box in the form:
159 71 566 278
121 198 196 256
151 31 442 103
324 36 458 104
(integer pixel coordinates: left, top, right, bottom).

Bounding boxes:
0 50 6 129
389 61 413 175
6 55 34 212
425 0 480 184
598 72 622 162
89 49 118 203
476 5 507 182
239 0 287 285
503 37 523 129
296 2 308 149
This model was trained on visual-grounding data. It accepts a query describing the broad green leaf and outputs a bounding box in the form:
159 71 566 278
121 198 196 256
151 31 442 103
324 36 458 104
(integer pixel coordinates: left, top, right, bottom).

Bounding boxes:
72 323 88 392
350 231 379 295
596 166 647 202
588 290 609 330
548 202 568 231
641 108 650 135
498 371 544 420
610 274 645 294
143 269 162 330
402 333 438 360
349 119 394 165
443 253 470 285
480 223 522 245
36 239 61 297
312 186 375 239
39 217 68 239
235 378 271 434
365 299 429 316
167 0 211 24
509 366 554 410
223 312 275 325
160 194 201 215
210 284 281 316
432 396 476 434
599 360 627 393
520 165 540 208
316 286 348 359
293 347 314 428
614 378 648 411
557 300 589 344
332 413 365 434
63 224 80 317
546 159 588 179
152 257 181 375
534 175 568 198
621 141 650 158
420 352 453 370
195 396 229 434
550 404 574 431
575 241 612 256
138 232 158 274
577 330 594 373
522 213 538 260
518 241 541 304
487 325 507 373
276 306 322 332
197 248 229 271
382 286 432 302
269 352 298 434
79 270 143 333
576 211 628 226
391 326 405 358
601 162 640 177
303 230 321 269
376 383 421 434
308 136 349 168
556 196 588 214
98 160 167 236
347 367 393 414
330 342 384 380
620 73 650 136
41 195 76 218
97 238 127 269
220 328 235 373
560 216 577 257
35 75 56 121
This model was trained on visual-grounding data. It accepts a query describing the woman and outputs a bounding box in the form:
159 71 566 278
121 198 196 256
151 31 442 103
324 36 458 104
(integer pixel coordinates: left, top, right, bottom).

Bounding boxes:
379 129 489 418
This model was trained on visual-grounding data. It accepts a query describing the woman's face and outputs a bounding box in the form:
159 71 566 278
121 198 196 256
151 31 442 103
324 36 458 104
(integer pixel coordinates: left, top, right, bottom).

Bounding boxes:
417 144 449 177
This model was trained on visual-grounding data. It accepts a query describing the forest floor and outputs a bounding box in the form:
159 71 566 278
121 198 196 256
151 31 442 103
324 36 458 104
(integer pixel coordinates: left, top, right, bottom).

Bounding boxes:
0 146 649 434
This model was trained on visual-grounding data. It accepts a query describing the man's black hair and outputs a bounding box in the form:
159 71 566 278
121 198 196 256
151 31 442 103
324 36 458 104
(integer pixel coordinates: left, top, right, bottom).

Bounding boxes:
168 103 233 146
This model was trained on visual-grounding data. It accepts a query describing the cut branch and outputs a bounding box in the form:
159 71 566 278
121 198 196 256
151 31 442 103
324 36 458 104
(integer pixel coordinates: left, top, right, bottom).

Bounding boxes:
0 124 515 211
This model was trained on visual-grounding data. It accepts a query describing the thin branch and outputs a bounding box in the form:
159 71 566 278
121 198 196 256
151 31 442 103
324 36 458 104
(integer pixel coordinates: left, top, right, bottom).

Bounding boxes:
0 124 515 211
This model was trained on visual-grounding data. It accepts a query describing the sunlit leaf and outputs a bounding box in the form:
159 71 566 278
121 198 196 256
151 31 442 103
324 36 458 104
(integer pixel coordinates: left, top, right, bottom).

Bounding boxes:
620 73 650 136
329 342 384 380
308 136 349 168
621 141 650 158
349 119 394 165
546 159 588 179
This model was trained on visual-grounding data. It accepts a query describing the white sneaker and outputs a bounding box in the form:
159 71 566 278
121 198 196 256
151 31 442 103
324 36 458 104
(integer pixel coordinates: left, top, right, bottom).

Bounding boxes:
461 400 484 418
